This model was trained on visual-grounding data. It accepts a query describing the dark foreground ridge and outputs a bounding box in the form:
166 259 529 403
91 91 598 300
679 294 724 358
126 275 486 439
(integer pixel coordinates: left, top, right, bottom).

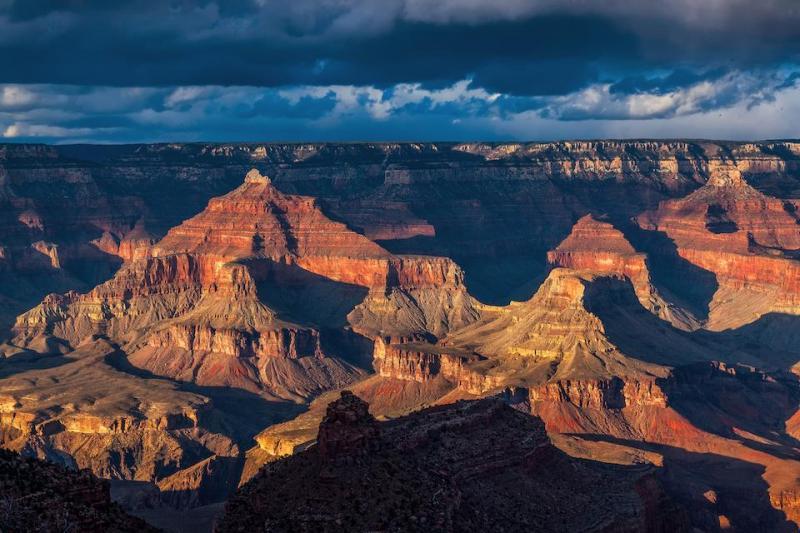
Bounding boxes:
0 447 156 532
217 391 688 532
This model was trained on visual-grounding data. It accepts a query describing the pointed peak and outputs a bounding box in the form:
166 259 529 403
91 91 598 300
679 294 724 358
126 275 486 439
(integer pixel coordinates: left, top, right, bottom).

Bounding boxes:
244 168 271 185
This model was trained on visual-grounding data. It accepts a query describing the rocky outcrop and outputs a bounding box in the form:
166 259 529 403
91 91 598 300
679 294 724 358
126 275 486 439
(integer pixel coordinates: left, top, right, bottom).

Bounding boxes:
1 139 795 327
547 215 648 276
0 447 155 532
11 170 478 390
0 339 247 512
143 322 321 360
218 394 688 533
315 391 380 460
6 141 800 530
371 337 494 393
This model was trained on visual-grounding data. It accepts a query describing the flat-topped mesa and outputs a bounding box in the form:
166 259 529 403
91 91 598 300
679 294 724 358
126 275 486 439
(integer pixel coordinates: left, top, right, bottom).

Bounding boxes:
371 336 493 393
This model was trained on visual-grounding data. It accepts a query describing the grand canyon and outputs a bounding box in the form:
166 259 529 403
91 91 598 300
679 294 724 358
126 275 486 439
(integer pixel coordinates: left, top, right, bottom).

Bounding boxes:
0 140 799 531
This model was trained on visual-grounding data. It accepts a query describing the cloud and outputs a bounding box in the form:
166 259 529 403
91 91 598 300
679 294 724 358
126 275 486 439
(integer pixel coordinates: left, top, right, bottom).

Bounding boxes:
1 72 798 143
0 0 797 99
2 121 99 138
539 70 799 120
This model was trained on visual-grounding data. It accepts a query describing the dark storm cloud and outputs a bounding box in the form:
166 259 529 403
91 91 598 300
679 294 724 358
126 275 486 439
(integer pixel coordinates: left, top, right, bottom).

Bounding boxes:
1 0 800 142
0 0 798 97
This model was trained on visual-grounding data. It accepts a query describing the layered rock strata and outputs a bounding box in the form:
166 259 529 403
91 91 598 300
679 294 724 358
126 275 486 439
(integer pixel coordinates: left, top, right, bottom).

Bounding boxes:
547 215 698 329
9 170 478 398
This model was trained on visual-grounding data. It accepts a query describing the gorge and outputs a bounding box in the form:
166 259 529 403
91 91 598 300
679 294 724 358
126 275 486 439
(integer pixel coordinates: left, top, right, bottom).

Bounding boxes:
2 140 800 531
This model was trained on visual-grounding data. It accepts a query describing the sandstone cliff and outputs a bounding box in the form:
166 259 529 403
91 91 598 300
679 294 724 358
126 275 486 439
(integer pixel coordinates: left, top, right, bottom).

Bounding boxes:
637 161 800 329
9 170 479 399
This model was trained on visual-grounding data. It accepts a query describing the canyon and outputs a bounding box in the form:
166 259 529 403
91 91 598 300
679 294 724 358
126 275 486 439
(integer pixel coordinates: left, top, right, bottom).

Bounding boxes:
2 140 800 531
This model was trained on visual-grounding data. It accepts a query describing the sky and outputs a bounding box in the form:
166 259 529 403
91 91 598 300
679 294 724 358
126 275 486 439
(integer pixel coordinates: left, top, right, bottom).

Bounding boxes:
1 0 800 143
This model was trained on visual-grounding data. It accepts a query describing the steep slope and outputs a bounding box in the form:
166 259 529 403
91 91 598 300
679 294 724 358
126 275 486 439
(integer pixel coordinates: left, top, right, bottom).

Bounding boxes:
219 391 687 533
241 265 703 473
0 335 307 516
355 267 800 530
3 139 796 326
4 142 800 530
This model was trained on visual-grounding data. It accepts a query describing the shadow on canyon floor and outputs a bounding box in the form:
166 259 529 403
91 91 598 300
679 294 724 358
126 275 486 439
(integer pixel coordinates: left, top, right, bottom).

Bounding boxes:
584 276 800 372
380 233 555 306
571 434 798 532
583 276 800 457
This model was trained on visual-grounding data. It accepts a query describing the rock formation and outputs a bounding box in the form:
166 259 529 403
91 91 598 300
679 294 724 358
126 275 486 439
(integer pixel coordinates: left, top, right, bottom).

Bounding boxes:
315 390 380 459
218 393 688 533
637 161 800 329
0 447 155 532
9 169 478 399
547 214 698 329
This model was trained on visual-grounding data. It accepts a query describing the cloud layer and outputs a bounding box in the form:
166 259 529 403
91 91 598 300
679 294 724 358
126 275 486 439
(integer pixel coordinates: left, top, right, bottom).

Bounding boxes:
0 0 798 141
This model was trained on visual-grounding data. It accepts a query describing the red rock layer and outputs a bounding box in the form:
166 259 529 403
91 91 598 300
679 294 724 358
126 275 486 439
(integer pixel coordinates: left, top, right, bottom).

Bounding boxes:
547 214 647 279
148 169 466 293
547 214 699 329
12 170 476 400
144 323 320 360
150 169 395 289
